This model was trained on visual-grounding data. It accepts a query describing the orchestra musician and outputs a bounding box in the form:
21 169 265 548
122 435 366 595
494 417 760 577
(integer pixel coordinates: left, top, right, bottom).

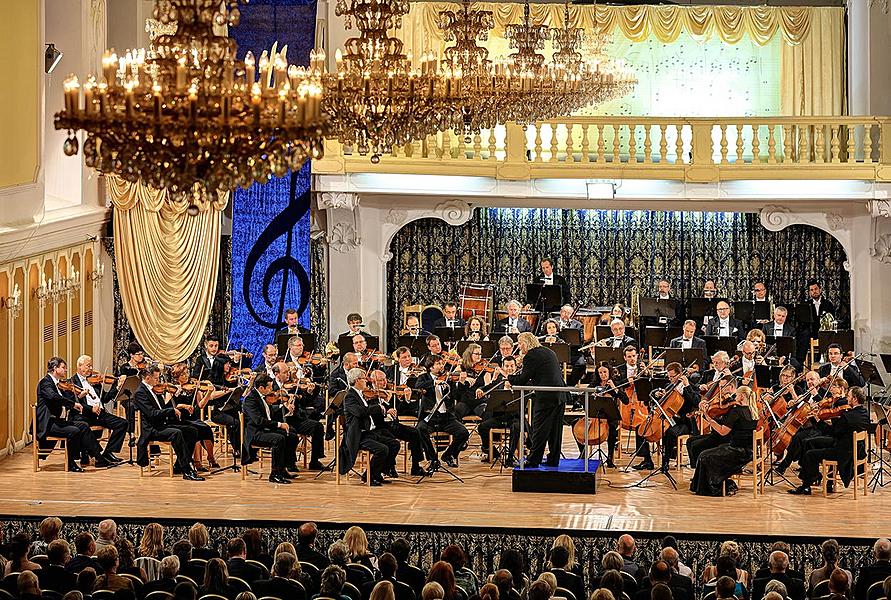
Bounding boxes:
505 332 567 469
191 339 241 458
340 313 365 338
699 280 719 332
774 370 829 475
670 320 707 351
686 374 737 467
415 354 471 468
704 301 744 340
598 304 627 325
269 364 326 471
36 357 112 471
386 347 423 417
657 279 672 300
241 374 294 484
433 302 466 330
495 300 533 334
789 385 869 495
602 319 637 349
454 343 488 418
818 344 865 388
257 344 279 378
368 369 428 476
477 355 522 467
277 307 310 336
283 336 323 419
762 306 796 339
338 369 401 486
698 351 733 394
463 316 489 342
536 257 570 306
166 362 219 471
404 315 431 338
118 342 146 433
539 319 562 343
492 336 517 366
798 280 836 362
690 385 758 496
556 305 584 333
190 335 229 386
751 282 772 326
617 346 654 471
656 362 701 472
134 364 203 481
326 352 360 440
738 341 764 388
576 362 622 468
69 355 128 465
419 334 445 365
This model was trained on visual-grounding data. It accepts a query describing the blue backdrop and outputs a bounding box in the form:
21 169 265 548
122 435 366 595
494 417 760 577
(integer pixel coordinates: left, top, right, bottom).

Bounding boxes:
228 0 318 363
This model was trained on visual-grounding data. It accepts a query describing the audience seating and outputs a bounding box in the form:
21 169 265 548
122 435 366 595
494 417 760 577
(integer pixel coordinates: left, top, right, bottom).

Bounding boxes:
144 592 174 600
867 581 886 600
229 576 252 594
176 574 198 587
92 590 115 600
136 555 162 581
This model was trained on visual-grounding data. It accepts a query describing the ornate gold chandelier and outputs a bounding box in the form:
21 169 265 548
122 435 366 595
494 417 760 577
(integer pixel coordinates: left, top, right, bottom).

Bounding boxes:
54 0 326 200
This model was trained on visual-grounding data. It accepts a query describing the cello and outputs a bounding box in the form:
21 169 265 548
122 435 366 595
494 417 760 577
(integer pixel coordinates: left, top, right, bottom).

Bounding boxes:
638 362 696 443
619 351 664 431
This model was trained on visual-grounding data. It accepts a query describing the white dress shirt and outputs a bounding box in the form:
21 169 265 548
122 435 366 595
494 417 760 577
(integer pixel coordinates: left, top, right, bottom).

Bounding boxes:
77 374 102 408
718 318 731 336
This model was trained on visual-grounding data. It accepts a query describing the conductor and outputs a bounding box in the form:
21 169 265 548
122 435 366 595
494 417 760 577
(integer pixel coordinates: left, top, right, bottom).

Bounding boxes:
504 332 567 468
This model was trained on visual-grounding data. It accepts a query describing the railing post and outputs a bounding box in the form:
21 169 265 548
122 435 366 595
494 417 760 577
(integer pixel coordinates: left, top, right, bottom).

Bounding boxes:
311 138 346 174
496 122 532 180
687 121 719 183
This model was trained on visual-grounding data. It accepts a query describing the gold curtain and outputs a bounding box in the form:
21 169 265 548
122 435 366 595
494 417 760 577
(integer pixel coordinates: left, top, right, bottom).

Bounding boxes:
780 8 845 116
107 177 228 363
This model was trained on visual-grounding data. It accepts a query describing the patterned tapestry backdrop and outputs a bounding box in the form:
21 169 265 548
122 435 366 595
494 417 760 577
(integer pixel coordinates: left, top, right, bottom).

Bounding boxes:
386 209 850 342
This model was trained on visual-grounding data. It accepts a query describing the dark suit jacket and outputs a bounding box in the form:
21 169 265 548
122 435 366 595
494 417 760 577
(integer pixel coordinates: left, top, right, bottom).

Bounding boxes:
495 317 533 334
761 322 796 339
142 576 178 597
535 273 570 305
396 562 426 598
242 390 284 463
669 336 707 351
508 346 566 404
36 374 79 439
704 318 745 340
808 297 837 333
329 366 349 396
638 574 694 600
255 576 307 600
362 577 416 600
192 547 220 561
191 354 228 386
855 561 891 600
134 382 181 466
603 335 638 350
752 573 806 600
69 373 120 414
296 544 330 571
339 387 385 475
818 362 866 389
66 553 102 573
634 583 689 600
415 373 459 417
37 564 77 593
227 557 265 586
432 317 466 330
549 568 585 600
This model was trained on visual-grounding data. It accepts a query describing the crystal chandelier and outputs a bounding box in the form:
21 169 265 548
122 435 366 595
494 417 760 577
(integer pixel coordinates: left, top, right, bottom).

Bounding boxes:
54 0 326 199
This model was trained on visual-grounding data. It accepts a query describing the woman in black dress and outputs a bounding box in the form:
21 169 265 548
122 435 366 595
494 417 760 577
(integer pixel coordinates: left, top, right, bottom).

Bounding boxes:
576 362 623 468
690 385 758 496
167 362 219 471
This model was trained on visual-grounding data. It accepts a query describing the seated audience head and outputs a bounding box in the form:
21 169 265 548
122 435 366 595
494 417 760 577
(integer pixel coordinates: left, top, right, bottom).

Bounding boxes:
96 545 119 574
660 547 680 573
160 555 180 579
172 539 192 565
599 571 624 600
527 580 551 600
423 582 445 600
173 581 197 600
873 539 891 561
48 539 71 566
320 565 347 597
492 570 514 598
497 549 526 591
768 551 789 574
649 561 671 584
61 593 83 600
242 528 265 560
139 522 165 557
371 581 396 600
591 590 616 600
549 546 570 570
552 535 577 570
883 576 891 600
188 523 209 550
344 525 370 558
650 583 672 600
763 593 784 600
427 561 457 600
18 571 40 596
820 539 840 567
763 580 787 598
39 516 63 543
617 535 636 558
274 552 297 578
715 555 738 580
537 573 557 594
390 538 411 564
275 541 297 559
328 540 350 566
97 519 116 544
715 576 736 599
234 593 257 600
480 583 500 600
379 553 398 579
298 522 319 547
602 551 624 572
74 531 96 557
228 537 247 559
204 558 230 594
76 568 97 594
829 568 850 595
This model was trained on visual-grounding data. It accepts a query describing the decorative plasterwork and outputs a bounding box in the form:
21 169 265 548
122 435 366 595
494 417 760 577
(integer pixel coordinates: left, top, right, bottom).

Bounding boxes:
329 222 360 253
319 192 360 211
435 200 473 226
870 200 891 219
759 205 853 272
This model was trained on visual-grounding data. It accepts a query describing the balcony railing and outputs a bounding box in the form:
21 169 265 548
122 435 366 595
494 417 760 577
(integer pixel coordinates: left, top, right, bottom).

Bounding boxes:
313 116 891 182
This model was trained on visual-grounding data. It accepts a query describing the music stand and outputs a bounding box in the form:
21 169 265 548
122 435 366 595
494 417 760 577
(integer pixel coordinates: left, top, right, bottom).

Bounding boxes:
277 333 317 357
337 334 379 356
525 283 562 312
544 342 571 366
434 327 462 347
795 302 814 325
754 364 781 389
688 297 728 319
639 298 677 323
559 329 581 346
880 354 891 375
114 375 143 465
487 389 520 471
397 335 430 357
734 302 754 324
591 347 625 367
208 386 247 474
578 392 621 470
818 330 854 355
765 336 796 358
753 301 771 322
661 348 706 370
702 335 738 357
457 340 496 358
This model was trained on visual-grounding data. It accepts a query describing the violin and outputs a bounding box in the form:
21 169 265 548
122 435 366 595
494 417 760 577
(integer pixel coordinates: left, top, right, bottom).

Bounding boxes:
87 371 119 386
362 388 390 401
436 372 464 383
439 352 462 366
152 383 179 395
360 350 394 366
180 379 218 394
58 381 85 394
298 352 329 366
282 378 315 392
815 397 853 421
471 359 497 374
225 367 253 383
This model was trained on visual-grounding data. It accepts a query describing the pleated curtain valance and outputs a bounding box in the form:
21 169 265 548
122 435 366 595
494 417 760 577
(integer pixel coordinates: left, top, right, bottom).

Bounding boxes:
107 176 229 363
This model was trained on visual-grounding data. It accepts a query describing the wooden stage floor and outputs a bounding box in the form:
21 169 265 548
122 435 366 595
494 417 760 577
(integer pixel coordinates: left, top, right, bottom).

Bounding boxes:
0 433 886 539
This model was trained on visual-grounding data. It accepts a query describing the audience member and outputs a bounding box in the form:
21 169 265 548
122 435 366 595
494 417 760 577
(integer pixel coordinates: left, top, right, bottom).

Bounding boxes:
363 553 416 600
754 543 804 581
94 546 135 593
174 580 198 600
810 540 852 594
318 564 351 600
427 561 461 600
659 548 694 600
138 523 169 560
96 519 117 550
76 567 97 597
497 550 528 596
661 537 693 579
537 573 558 596
242 528 273 570
547 545 585 600
442 545 478 596
67 533 101 574
115 538 148 582
650 583 672 600
751 552 805 600
553 535 584 578
704 555 748 600
829 567 851 599
200 558 237 600
714 576 736 600
17 570 42 600
703 542 750 588
392 538 426 598
226 537 264 586
371 580 397 600
492 569 521 600
31 517 63 557
636 561 688 600
5 532 42 575
329 541 351 568
423 582 446 600
37 539 77 594
254 551 306 600
61 592 84 600
234 593 257 600
143 555 180 596
298 522 331 571
346 526 380 573
479 583 500 600
598 570 624 600
617 536 642 582
591 590 616 600
855 539 891 600
189 522 220 560
173 539 204 583
527 580 552 600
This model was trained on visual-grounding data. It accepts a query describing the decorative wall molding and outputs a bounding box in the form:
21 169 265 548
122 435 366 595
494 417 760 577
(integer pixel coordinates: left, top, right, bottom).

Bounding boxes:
319 192 359 211
826 212 846 232
385 209 407 227
435 199 473 226
329 222 360 253
758 205 853 271
871 233 891 264
870 200 891 218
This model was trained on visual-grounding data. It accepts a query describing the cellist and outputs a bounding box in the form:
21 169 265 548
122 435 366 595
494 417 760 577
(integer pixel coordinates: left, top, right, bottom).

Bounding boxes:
686 374 737 467
774 370 827 475
654 362 700 472
616 346 654 471
576 362 623 468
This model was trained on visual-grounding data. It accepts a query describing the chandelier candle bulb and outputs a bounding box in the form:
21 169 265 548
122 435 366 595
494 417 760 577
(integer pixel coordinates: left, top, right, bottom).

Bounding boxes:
83 78 94 114
245 51 256 84
124 81 135 119
176 55 187 91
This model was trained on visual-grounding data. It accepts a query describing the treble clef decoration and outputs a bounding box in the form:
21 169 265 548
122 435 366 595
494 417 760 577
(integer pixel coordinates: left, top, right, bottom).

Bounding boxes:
242 166 312 329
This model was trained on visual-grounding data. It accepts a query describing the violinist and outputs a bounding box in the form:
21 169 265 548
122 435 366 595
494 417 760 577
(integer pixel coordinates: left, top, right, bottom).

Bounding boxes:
191 336 229 387
670 320 706 351
386 347 424 416
774 370 828 476
415 354 470 469
618 346 654 471
690 384 758 497
454 344 488 418
818 344 865 389
36 357 111 471
419 334 445 366
256 344 279 378
353 334 386 370
270 364 326 471
70 355 127 464
463 316 489 342
686 375 737 467
477 355 522 467
656 362 701 472
284 336 323 419
277 307 310 336
790 385 869 495
492 336 517 366
433 302 466 330
338 369 400 486
119 342 145 377
133 364 203 481
166 362 219 471
738 341 764 388
576 362 622 468
241 374 293 485
368 370 427 477
326 352 359 440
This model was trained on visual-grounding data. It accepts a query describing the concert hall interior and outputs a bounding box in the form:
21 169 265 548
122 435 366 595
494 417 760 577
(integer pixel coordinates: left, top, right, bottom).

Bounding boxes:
2 1 891 600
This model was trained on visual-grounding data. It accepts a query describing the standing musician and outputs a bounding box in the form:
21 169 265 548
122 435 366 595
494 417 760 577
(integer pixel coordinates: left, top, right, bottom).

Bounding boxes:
118 342 146 433
340 313 365 338
655 362 700 472
493 336 517 366
242 374 294 484
368 369 427 476
686 375 738 467
751 282 773 326
690 385 758 496
699 280 719 332
433 302 466 330
798 280 836 363
819 344 865 388
133 364 203 480
704 301 744 340
454 344 488 418
415 354 471 468
762 306 796 339
70 355 128 464
602 319 637 349
386 347 424 417
270 364 326 470
504 332 567 469
338 369 401 486
463 316 489 342
670 320 707 351
36 357 112 471
283 336 323 419
657 279 672 300
536 257 570 306
617 346 654 471
477 355 522 467
496 300 533 334
774 369 828 475
789 385 869 495
166 362 219 471
257 344 279 378
277 307 310 336
576 362 622 468
191 335 229 386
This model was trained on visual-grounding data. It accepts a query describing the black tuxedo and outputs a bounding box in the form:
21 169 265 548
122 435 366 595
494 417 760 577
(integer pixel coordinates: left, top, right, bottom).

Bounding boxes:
191 353 228 386
799 404 869 487
255 576 307 600
432 316 466 330
69 373 127 456
508 346 566 467
808 296 837 334
37 564 77 593
270 381 325 465
242 389 289 472
133 382 197 470
415 373 469 462
227 557 265 586
762 321 796 339
338 388 399 481
704 317 745 340
35 374 102 465
495 317 533 334
818 362 866 389
602 334 638 350
669 336 707 351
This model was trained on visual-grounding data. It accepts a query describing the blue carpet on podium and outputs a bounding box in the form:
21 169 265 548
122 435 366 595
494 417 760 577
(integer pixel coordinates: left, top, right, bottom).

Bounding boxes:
516 458 601 472
512 458 601 493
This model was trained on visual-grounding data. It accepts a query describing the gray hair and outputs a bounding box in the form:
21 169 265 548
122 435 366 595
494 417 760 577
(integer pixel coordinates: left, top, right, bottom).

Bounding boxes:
769 551 789 572
160 555 180 579
347 368 367 386
764 580 787 597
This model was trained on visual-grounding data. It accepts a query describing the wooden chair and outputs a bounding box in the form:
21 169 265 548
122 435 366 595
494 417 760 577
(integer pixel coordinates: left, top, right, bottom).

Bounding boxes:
812 580 830 598
246 560 270 580
31 405 69 472
136 556 162 581
144 592 174 600
239 413 272 481
136 412 175 478
723 427 767 497
229 576 252 594
867 580 886 600
675 433 691 473
820 430 869 498
176 574 198 587
204 404 230 456
463 415 482 452
488 427 510 462
555 588 578 600
356 449 373 487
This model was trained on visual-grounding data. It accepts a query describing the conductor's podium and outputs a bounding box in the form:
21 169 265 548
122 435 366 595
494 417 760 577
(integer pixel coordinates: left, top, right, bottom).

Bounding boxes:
512 458 600 494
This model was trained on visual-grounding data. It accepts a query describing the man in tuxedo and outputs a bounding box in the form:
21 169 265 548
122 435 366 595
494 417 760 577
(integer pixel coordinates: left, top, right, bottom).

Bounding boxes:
36 357 110 471
242 373 294 484
283 336 323 418
387 347 422 417
369 369 426 476
338 368 400 485
227 537 266 585
505 332 566 468
762 306 796 338
134 365 204 480
604 319 638 349
615 346 653 471
415 355 470 468
256 344 279 378
818 343 865 388
751 281 773 326
37 539 76 594
418 335 445 365
404 315 431 338
797 279 837 362
670 320 707 351
432 303 465 331
340 312 365 338
270 364 326 471
277 307 310 336
493 336 516 366
496 300 533 334
556 304 586 386
704 301 744 340
536 257 570 306
190 335 228 386
70 354 127 464
556 304 583 332
775 370 827 475
656 362 700 472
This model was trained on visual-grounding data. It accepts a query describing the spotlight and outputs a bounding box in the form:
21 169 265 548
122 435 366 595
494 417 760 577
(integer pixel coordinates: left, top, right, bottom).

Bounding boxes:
45 44 63 74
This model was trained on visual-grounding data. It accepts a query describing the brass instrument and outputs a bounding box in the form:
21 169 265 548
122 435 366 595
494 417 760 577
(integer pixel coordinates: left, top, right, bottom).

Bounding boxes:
819 312 838 331
324 340 341 358
629 284 641 330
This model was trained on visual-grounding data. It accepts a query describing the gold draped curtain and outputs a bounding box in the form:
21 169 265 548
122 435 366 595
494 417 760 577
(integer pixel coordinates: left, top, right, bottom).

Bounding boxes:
400 3 844 115
107 177 229 363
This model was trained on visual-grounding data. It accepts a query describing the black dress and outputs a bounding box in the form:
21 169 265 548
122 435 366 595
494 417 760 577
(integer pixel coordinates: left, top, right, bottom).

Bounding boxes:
690 405 755 496
174 389 215 442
